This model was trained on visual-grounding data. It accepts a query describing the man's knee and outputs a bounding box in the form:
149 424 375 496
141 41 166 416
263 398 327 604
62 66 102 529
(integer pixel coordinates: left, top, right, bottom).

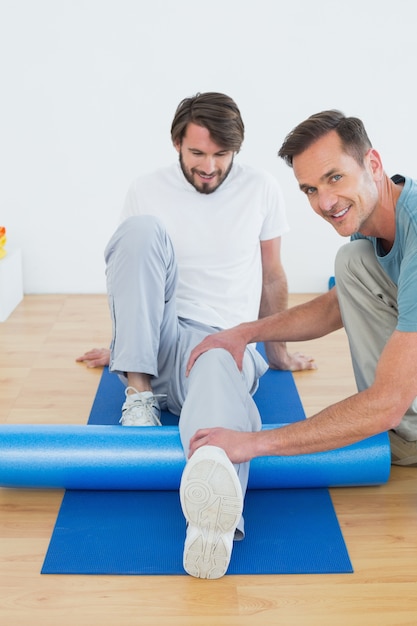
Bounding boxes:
117 215 165 245
105 215 170 267
189 348 241 388
192 348 236 373
335 239 374 283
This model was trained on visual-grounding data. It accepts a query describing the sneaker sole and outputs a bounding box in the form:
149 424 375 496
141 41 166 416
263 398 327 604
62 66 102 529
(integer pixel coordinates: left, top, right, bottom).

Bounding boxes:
180 445 243 579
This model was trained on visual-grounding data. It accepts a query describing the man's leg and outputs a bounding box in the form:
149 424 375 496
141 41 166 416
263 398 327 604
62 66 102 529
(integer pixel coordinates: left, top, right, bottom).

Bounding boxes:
335 239 417 464
104 215 179 424
335 240 397 391
179 346 265 500
177 336 267 578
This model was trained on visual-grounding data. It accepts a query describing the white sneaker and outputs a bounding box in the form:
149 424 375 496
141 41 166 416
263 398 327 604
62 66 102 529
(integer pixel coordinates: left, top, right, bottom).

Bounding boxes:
119 387 162 426
180 445 243 579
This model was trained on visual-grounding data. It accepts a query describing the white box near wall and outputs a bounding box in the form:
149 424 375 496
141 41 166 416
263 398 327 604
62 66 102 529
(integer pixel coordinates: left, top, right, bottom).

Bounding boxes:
0 248 23 322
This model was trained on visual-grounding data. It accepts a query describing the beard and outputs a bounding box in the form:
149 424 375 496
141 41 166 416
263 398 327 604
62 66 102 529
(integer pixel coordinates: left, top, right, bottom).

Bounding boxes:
179 152 234 194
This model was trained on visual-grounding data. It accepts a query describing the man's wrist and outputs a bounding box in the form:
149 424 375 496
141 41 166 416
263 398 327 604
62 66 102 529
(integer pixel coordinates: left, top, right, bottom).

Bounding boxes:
252 429 279 459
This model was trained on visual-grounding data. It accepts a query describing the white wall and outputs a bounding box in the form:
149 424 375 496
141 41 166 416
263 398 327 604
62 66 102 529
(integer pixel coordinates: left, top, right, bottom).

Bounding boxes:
1 0 416 293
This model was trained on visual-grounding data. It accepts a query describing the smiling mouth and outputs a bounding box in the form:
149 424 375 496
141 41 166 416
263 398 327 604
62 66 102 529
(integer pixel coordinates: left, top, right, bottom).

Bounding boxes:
331 206 350 219
196 171 217 181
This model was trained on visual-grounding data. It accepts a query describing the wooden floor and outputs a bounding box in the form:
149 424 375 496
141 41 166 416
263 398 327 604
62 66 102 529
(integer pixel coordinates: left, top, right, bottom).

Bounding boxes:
1 294 416 625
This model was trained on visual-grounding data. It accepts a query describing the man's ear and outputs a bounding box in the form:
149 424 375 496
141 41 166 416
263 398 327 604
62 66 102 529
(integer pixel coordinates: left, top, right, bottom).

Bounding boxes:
367 148 384 181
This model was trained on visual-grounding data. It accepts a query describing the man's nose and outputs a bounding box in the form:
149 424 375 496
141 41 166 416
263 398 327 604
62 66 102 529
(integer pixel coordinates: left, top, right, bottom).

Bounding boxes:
318 189 338 213
201 155 216 173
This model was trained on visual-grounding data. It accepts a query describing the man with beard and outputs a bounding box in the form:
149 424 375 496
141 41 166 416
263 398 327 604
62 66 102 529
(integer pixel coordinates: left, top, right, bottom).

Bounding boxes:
77 92 314 579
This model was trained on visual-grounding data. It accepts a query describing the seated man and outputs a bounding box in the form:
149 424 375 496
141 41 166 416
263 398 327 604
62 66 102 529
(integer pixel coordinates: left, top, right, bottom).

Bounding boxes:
186 109 417 469
78 92 313 579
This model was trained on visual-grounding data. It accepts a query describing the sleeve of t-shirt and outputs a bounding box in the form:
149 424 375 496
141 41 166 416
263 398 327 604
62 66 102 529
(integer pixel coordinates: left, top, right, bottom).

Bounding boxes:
259 173 290 241
397 248 417 331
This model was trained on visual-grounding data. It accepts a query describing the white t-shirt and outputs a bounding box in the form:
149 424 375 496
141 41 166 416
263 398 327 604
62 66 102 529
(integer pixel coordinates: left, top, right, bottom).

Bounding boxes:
121 161 289 329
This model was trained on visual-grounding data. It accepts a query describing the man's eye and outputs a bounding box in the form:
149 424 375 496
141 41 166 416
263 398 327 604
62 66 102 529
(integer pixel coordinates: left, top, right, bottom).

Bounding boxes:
332 174 342 182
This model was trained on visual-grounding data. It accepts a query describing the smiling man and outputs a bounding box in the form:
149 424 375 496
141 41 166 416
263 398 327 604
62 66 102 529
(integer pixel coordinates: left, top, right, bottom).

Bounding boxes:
78 92 314 579
176 118 235 194
187 109 417 468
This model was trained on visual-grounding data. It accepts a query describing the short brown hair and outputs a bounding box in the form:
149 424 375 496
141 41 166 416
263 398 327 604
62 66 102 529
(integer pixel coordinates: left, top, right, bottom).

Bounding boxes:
171 92 245 152
278 110 372 167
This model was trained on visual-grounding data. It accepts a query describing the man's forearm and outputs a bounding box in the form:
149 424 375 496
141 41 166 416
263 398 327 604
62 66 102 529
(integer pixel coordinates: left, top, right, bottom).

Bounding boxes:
253 390 389 459
244 288 343 346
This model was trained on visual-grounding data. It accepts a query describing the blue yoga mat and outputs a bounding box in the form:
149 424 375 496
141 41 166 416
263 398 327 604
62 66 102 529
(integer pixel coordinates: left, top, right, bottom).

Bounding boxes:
39 352 390 575
42 488 350 575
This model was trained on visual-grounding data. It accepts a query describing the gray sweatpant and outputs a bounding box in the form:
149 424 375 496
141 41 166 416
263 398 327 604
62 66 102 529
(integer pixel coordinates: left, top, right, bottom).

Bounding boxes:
104 216 268 534
335 239 417 441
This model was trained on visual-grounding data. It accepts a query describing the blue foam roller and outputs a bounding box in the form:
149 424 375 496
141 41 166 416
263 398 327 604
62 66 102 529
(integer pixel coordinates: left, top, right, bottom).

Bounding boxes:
0 423 390 490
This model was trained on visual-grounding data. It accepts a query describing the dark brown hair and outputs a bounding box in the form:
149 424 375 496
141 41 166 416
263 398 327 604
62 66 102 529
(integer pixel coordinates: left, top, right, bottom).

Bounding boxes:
278 110 372 167
171 92 245 152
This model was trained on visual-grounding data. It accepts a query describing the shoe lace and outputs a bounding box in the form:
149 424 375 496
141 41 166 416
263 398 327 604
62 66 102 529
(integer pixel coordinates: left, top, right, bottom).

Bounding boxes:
121 388 166 426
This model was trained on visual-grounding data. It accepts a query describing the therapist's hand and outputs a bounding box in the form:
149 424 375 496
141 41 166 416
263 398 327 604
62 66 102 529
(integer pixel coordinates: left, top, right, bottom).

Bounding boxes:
188 427 259 464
